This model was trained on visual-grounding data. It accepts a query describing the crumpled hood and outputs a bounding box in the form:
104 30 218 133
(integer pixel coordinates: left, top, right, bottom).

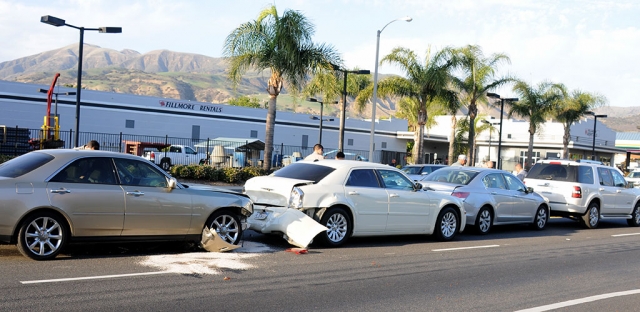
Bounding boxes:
181 183 249 198
244 176 314 207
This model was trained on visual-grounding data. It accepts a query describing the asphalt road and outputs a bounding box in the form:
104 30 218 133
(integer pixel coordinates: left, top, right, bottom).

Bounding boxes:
1 218 640 311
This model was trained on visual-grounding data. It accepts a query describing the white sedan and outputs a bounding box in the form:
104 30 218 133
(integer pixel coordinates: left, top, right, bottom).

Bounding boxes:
243 160 466 247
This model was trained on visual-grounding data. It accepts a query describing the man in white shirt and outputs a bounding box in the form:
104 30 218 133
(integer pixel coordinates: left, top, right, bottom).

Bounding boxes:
451 154 466 166
304 144 324 161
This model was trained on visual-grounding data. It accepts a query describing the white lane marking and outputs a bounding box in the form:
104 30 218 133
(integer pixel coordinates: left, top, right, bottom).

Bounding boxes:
432 244 499 252
21 271 169 284
612 233 640 237
515 289 640 312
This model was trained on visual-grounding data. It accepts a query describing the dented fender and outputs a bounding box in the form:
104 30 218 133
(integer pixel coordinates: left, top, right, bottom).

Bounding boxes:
248 206 328 248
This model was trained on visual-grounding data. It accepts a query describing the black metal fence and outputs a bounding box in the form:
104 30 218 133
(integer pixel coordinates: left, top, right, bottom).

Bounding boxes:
0 127 407 167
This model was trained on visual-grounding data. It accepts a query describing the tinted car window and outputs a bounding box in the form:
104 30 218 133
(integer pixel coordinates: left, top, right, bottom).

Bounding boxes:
423 169 479 185
272 163 336 183
610 169 627 187
114 158 168 187
597 167 613 186
527 163 577 182
482 173 507 189
577 166 594 184
50 157 117 184
401 166 422 175
629 172 640 179
0 152 54 178
346 169 380 188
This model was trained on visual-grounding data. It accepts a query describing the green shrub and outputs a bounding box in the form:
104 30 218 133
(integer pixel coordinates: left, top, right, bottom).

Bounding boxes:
0 154 15 164
170 164 269 183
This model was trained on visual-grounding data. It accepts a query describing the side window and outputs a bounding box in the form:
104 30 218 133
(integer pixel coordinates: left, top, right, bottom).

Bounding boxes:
504 174 526 192
610 169 627 188
169 146 181 153
577 166 594 184
50 157 116 185
597 167 613 186
482 173 507 189
114 158 168 187
420 167 431 174
346 169 380 188
185 146 197 155
378 170 414 191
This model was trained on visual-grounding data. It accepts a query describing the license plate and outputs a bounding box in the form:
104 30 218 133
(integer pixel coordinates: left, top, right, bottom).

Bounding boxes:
254 211 269 220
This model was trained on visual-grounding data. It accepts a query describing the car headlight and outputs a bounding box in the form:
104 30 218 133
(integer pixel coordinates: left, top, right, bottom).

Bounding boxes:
241 200 253 217
289 187 304 209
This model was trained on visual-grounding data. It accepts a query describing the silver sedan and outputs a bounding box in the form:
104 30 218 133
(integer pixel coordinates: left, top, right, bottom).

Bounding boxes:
0 149 253 260
419 167 549 234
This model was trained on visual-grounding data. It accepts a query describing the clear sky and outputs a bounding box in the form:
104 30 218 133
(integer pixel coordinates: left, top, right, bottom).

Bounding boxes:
1 0 638 107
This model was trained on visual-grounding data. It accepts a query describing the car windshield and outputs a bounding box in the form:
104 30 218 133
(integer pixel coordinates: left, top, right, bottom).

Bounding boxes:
629 171 640 179
272 162 336 183
401 166 422 174
422 169 479 185
0 152 55 178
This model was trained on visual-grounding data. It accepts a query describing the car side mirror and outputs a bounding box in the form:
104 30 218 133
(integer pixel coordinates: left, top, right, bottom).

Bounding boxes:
168 177 178 189
526 186 534 193
414 182 423 191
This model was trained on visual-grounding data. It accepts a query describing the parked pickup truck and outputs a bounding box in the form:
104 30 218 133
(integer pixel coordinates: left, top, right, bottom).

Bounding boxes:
143 144 208 170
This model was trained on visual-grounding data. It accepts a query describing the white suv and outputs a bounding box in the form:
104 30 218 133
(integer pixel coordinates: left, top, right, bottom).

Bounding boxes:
524 159 640 229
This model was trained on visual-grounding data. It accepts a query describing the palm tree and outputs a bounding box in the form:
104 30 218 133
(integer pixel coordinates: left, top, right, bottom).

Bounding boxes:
451 45 513 166
355 47 456 164
510 81 563 169
303 68 372 117
223 5 341 170
455 115 492 162
554 85 607 159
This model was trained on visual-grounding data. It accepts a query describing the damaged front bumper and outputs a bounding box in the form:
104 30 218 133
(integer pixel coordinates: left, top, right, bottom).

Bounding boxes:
248 205 327 248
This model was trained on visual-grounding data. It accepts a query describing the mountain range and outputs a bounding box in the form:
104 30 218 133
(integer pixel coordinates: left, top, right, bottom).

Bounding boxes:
0 44 637 132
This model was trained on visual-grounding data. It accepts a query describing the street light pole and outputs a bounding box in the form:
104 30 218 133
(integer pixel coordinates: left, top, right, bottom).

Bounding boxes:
369 16 412 162
337 68 370 151
41 15 121 147
308 98 337 145
487 93 518 169
587 111 608 161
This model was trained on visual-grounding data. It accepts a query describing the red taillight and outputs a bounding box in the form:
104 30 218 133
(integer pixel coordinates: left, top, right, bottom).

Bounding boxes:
571 186 582 198
451 191 470 199
150 152 155 162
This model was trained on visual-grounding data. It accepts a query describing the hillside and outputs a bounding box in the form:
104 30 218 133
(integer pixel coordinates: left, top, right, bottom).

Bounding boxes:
1 44 638 131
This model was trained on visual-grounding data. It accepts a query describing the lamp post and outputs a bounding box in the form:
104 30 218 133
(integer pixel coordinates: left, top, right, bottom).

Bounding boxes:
308 98 337 145
41 15 122 147
486 93 518 169
586 111 607 161
369 16 412 162
335 68 370 151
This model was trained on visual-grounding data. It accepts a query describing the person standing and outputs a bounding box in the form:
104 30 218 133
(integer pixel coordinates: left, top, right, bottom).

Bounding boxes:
485 160 494 168
304 144 324 161
515 163 528 181
335 151 345 160
388 159 397 167
451 154 466 167
85 140 100 150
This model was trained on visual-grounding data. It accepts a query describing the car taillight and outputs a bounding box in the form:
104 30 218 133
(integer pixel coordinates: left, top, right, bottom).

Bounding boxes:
451 191 470 199
571 186 582 198
150 152 155 161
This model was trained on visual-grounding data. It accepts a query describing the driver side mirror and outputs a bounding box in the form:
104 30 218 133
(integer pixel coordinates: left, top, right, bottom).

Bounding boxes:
526 186 534 193
168 177 178 189
414 182 423 191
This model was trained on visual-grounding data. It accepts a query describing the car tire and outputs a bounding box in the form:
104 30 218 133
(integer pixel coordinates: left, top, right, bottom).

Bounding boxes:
532 205 548 230
206 210 242 245
475 207 493 235
318 207 351 247
17 211 69 261
435 207 459 241
160 158 171 171
627 202 640 227
581 202 600 229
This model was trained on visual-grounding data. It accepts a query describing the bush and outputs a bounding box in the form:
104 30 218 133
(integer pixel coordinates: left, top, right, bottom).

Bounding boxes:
169 164 269 183
0 154 14 164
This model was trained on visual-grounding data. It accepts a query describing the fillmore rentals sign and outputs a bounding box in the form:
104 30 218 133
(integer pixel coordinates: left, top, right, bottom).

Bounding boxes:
159 100 223 113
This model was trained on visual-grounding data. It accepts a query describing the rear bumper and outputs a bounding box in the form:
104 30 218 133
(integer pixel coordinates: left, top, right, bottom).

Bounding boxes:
548 202 586 216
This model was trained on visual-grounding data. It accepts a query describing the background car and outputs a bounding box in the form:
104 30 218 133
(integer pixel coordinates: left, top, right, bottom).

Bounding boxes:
625 170 640 188
243 160 466 247
420 167 549 234
402 164 447 181
0 149 253 260
525 159 640 229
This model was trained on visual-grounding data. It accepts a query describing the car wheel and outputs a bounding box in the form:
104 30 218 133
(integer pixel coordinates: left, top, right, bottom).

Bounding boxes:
627 202 640 227
475 207 492 235
318 207 351 247
435 207 459 241
206 210 242 245
532 205 548 230
17 212 68 260
581 202 600 229
160 158 171 171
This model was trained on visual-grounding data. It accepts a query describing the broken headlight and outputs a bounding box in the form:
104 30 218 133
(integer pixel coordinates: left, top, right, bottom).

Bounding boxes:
289 187 304 209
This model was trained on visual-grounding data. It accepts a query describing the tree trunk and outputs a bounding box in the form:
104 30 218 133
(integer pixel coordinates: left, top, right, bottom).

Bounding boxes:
448 115 457 165
526 127 535 171
414 105 427 164
467 101 477 166
562 123 570 159
262 94 277 171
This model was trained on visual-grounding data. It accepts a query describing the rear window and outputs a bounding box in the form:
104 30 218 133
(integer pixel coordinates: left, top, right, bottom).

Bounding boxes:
402 166 422 174
0 152 55 178
527 163 593 184
272 162 336 183
423 169 480 185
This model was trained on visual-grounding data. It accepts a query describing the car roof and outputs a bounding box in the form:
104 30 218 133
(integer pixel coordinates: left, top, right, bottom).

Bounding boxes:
536 159 604 166
33 149 143 161
295 159 395 170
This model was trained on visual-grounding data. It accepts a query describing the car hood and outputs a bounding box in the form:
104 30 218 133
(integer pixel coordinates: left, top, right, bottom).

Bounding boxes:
244 176 314 207
181 183 248 198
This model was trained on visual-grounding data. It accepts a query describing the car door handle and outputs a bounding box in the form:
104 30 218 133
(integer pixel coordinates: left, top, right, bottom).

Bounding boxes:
50 189 70 194
348 191 359 195
491 192 498 195
616 190 622 193
599 188 605 191
389 193 399 198
126 191 144 196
